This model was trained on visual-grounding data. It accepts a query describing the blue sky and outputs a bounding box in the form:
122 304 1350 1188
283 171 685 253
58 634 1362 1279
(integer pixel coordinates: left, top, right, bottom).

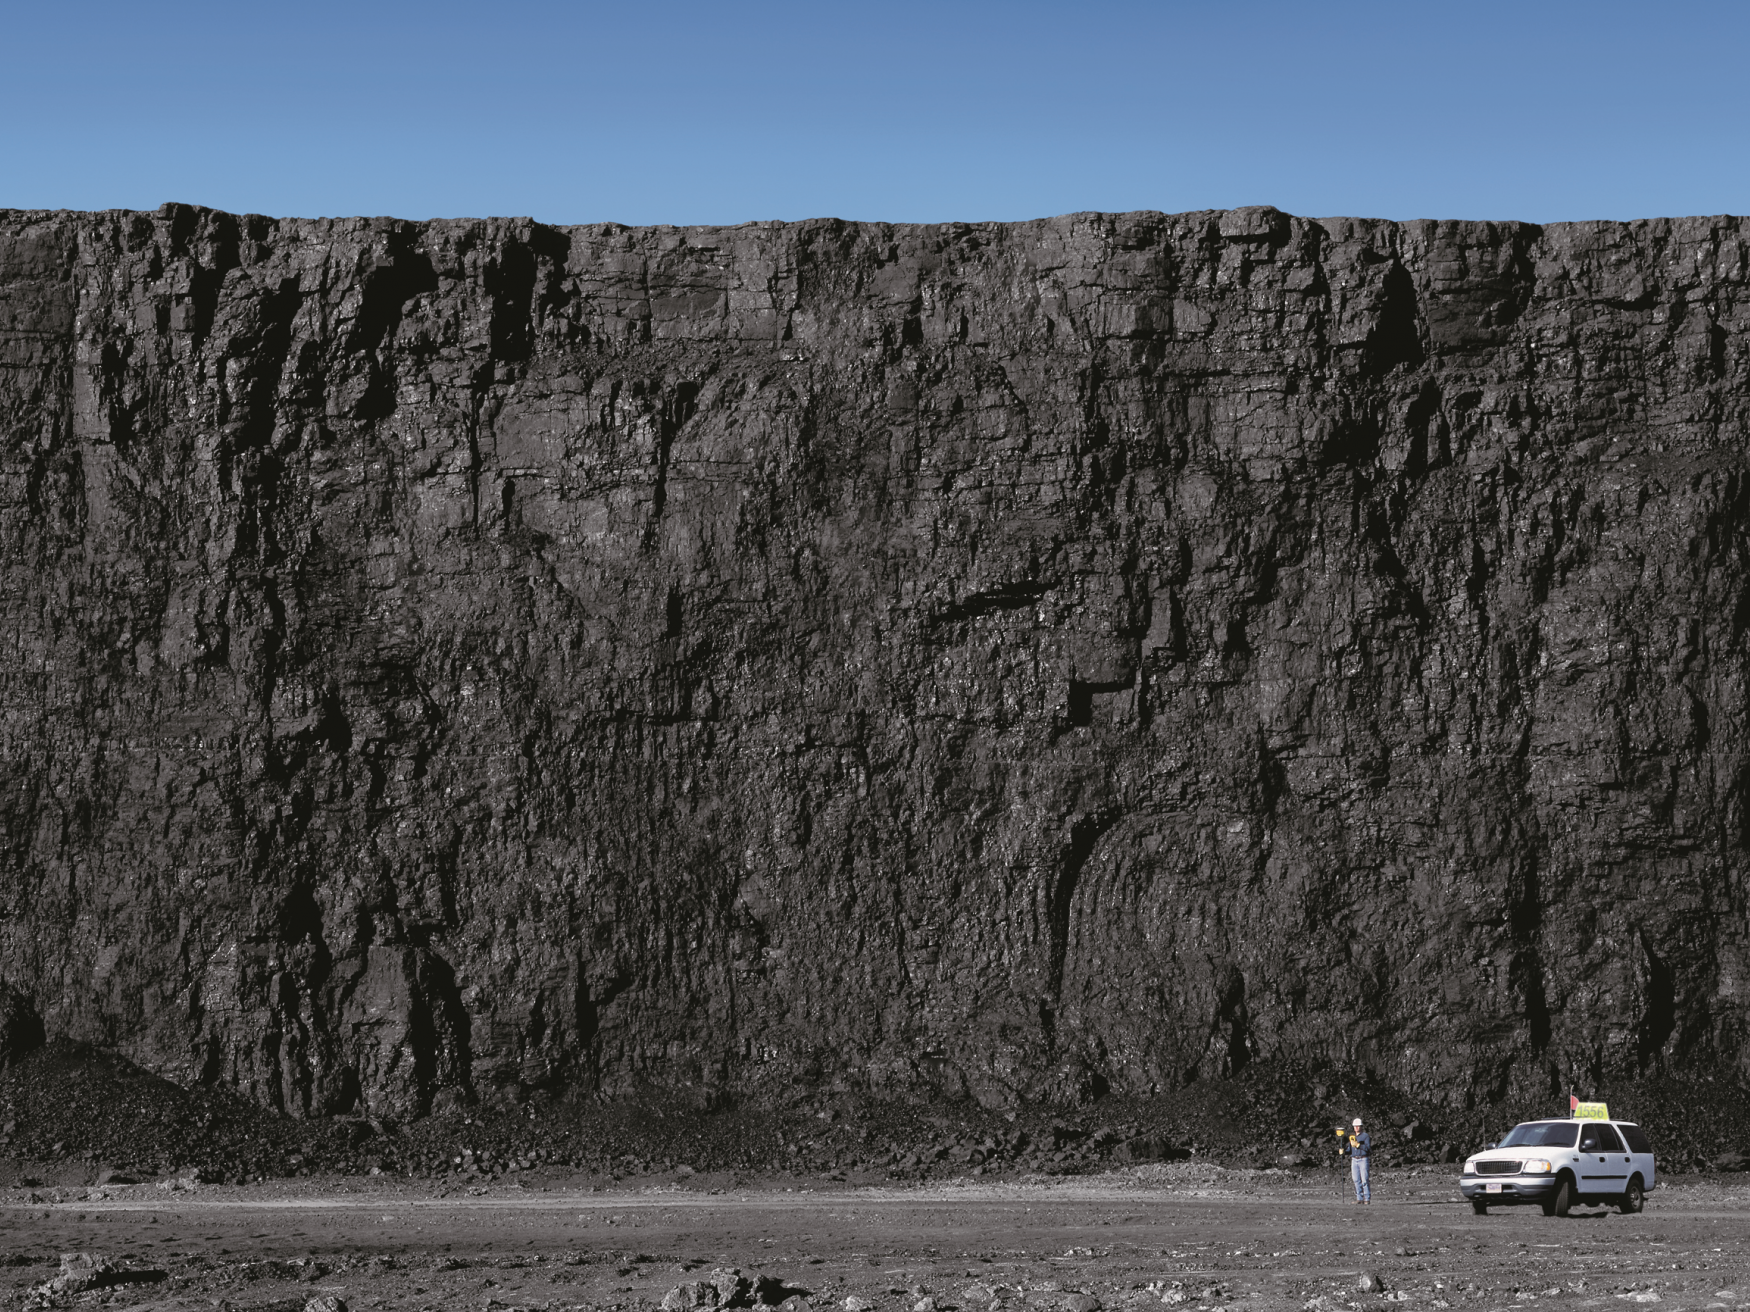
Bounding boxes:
5 0 1747 226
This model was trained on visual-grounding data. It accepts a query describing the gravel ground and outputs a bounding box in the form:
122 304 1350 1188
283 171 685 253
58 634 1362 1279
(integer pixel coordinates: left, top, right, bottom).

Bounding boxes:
7 1043 1750 1312
2 1166 1747 1312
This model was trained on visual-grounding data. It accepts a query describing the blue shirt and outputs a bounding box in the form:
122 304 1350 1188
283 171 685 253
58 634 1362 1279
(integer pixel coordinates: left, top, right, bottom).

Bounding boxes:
1349 1130 1371 1159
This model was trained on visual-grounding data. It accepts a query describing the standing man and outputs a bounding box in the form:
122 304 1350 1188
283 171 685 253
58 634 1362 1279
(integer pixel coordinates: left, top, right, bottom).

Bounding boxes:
1344 1116 1372 1204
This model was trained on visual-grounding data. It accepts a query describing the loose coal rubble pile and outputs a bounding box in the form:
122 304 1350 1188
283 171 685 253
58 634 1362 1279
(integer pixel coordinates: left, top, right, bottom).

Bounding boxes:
4 1041 1749 1187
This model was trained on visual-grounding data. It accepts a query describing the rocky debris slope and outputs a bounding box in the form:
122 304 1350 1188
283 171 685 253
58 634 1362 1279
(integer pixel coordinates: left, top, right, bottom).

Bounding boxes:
3 1042 1747 1187
2 204 1749 1120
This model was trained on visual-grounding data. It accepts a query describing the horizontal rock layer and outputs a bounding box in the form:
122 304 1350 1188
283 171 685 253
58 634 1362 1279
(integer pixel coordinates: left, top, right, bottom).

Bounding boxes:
1 203 1747 1117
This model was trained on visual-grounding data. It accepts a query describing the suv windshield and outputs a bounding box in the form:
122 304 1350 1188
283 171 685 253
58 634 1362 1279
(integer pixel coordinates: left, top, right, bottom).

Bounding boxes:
1498 1121 1580 1148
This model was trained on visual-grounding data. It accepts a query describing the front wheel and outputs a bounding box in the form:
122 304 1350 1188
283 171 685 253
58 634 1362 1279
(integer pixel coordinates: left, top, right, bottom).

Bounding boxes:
1470 1198 1489 1215
1542 1178 1573 1217
1619 1177 1644 1214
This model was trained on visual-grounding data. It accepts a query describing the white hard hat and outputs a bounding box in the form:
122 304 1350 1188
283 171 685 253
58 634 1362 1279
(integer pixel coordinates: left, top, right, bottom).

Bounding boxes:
1352 1117 1363 1126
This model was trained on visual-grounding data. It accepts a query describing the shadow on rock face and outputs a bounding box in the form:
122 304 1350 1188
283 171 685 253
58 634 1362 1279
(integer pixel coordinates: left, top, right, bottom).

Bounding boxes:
0 983 44 1067
323 945 473 1121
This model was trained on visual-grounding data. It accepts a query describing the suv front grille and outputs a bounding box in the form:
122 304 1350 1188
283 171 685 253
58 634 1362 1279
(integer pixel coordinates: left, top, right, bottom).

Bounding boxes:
1476 1160 1520 1176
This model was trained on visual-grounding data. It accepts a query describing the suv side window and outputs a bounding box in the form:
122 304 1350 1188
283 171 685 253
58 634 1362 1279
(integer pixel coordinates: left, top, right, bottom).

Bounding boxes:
1620 1124 1653 1154
1578 1124 1605 1152
1591 1124 1625 1152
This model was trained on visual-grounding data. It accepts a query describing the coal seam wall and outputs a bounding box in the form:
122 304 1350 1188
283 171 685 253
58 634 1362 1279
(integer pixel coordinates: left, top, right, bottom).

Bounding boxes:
1 203 1747 1116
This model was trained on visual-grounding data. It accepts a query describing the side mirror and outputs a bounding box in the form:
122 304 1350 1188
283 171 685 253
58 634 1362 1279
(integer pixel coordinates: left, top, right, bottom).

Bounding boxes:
1483 1142 1497 1150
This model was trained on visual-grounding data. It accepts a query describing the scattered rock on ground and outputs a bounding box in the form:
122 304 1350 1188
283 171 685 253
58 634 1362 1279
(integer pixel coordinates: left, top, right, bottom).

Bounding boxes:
26 1253 168 1307
663 1268 786 1311
56 1254 116 1287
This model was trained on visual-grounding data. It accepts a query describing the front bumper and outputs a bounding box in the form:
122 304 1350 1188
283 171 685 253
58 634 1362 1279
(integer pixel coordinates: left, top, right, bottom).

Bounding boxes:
1460 1176 1559 1203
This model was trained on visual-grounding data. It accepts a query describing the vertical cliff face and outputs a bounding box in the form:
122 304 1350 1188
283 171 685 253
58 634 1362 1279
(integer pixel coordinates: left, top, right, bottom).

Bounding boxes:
1 203 1748 1118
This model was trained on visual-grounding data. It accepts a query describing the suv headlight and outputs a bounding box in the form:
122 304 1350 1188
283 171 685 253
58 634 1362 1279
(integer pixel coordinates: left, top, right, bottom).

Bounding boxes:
1521 1160 1553 1174
1462 1160 1477 1175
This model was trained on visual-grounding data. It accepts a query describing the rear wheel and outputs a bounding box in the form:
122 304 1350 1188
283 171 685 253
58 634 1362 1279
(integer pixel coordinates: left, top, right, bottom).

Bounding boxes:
1470 1199 1489 1215
1542 1177 1573 1217
1619 1177 1644 1214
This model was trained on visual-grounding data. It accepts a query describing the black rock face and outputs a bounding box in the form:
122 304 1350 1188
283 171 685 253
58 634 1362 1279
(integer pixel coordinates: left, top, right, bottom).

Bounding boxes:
1 203 1747 1118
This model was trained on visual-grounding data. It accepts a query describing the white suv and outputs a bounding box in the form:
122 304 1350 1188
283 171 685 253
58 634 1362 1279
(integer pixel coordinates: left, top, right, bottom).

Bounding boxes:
1460 1119 1655 1216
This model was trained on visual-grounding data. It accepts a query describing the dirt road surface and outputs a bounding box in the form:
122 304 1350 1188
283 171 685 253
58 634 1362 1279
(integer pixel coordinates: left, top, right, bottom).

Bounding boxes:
4 1164 1746 1312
